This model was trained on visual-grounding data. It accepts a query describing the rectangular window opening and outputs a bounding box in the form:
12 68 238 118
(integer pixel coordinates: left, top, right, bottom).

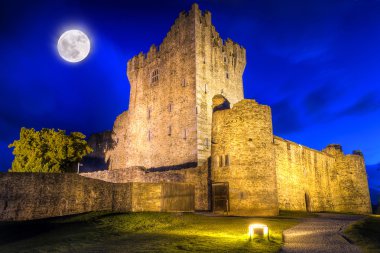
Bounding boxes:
151 69 159 85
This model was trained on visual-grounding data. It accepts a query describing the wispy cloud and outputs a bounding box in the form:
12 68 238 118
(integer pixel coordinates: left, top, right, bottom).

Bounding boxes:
337 93 380 117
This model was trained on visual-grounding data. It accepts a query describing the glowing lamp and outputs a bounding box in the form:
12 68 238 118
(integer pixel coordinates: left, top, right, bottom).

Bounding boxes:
248 224 269 240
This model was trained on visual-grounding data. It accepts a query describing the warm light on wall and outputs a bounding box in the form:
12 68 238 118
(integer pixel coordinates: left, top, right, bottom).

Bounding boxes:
248 224 269 240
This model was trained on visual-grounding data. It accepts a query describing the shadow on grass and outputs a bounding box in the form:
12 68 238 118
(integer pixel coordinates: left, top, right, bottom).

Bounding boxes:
0 212 298 253
344 215 380 253
0 211 117 244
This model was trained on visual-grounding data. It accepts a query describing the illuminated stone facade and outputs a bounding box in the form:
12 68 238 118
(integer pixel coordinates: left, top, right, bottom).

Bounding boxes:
105 3 245 170
211 95 371 215
87 4 371 215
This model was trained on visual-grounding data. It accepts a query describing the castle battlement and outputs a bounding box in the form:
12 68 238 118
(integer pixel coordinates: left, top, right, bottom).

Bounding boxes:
127 3 246 75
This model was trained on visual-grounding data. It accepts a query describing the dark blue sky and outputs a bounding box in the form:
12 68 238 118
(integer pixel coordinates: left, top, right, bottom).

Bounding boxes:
0 0 379 200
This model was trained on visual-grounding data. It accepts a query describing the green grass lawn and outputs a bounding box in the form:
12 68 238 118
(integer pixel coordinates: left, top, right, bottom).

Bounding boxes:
0 212 300 253
344 215 380 253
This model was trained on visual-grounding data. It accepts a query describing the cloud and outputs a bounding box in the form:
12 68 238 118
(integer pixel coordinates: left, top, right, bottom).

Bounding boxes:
271 98 304 135
338 93 380 117
304 84 343 114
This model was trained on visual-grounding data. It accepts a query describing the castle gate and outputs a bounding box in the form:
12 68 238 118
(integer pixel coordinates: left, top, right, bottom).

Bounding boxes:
161 183 195 212
212 182 229 213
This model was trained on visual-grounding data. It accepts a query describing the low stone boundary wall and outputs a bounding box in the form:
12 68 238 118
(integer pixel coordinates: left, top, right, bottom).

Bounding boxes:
81 166 209 210
0 173 195 221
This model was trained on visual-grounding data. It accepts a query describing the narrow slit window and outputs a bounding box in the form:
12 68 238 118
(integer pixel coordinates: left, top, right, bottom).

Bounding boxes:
225 155 230 166
147 108 151 120
148 130 151 141
183 129 187 140
226 72 229 79
204 84 208 94
219 155 223 167
168 126 172 136
205 138 209 149
168 103 172 112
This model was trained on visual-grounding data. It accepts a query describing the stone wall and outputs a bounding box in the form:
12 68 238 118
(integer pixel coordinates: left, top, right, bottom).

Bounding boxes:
81 164 209 211
0 173 130 221
274 137 336 212
0 173 195 221
274 136 371 214
323 145 372 214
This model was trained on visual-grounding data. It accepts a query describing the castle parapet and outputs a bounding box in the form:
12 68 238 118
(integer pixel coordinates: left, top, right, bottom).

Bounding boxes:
352 150 364 157
127 3 246 76
323 144 344 156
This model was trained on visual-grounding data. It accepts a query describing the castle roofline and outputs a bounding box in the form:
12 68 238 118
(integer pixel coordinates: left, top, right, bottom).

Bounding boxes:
127 3 245 71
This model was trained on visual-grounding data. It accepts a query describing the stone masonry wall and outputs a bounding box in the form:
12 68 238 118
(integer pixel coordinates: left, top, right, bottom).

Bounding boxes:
323 145 372 214
0 173 131 221
275 139 371 214
81 164 209 211
0 173 196 221
274 137 336 212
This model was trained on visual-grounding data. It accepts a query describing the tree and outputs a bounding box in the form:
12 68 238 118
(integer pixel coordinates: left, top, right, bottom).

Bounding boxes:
8 128 93 173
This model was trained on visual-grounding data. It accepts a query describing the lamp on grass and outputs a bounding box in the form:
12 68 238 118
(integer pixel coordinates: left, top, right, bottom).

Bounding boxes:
248 224 269 241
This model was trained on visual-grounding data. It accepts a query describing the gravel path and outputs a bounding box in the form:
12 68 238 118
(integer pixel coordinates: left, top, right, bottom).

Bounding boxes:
281 213 364 253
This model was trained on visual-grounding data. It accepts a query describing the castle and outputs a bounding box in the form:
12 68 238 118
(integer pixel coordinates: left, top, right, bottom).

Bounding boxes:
84 4 372 216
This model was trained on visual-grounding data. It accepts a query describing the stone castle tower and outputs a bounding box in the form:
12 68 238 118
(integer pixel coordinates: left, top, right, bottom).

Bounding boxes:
84 3 371 216
106 4 246 169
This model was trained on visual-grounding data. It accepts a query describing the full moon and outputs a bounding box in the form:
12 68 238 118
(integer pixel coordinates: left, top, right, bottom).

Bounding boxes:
57 30 90 63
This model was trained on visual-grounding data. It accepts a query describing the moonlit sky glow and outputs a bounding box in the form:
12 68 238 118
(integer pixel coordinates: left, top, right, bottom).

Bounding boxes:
0 0 379 203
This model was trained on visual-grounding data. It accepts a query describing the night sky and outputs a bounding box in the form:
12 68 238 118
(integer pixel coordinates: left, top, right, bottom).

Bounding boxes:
0 0 379 202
